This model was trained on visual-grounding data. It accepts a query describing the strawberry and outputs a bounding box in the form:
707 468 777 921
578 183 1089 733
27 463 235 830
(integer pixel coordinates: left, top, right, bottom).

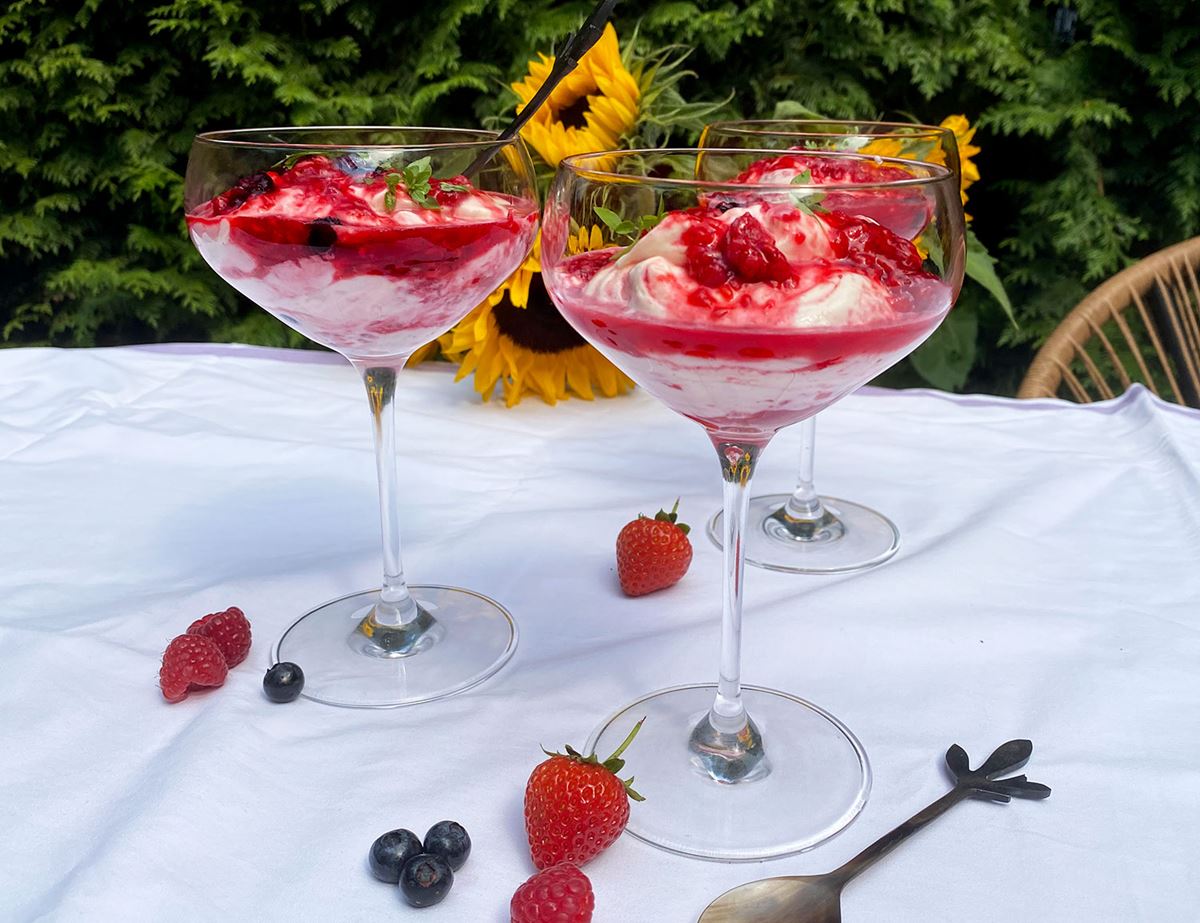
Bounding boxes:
159 634 228 702
524 719 646 870
510 864 595 923
615 500 693 597
187 606 252 668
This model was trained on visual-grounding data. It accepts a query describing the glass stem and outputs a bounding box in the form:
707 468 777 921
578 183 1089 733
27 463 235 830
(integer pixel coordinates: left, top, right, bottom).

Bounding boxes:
361 365 420 628
712 441 758 730
688 439 769 784
783 415 826 521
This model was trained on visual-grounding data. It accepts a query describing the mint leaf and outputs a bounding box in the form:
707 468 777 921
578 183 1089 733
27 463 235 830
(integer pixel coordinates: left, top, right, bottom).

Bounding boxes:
789 169 826 216
595 205 662 240
393 155 440 210
383 173 403 211
594 206 630 234
439 182 470 193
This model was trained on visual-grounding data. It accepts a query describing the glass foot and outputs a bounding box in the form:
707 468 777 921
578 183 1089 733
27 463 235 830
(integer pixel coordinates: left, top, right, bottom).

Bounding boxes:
272 585 517 708
586 684 870 861
707 493 900 575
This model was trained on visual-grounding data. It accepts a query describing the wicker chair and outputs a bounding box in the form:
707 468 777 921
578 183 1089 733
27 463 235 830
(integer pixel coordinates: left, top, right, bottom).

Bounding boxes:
1018 235 1200 408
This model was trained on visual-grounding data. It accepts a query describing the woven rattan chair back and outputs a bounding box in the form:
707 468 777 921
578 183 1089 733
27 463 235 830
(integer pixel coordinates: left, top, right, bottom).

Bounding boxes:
1018 236 1200 407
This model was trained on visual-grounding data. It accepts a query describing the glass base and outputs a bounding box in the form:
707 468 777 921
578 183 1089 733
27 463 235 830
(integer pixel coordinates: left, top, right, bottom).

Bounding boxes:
272 585 517 708
707 493 900 575
586 684 870 861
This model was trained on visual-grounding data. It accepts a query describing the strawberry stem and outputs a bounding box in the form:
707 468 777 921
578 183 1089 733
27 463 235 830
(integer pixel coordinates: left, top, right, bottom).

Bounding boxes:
605 716 646 764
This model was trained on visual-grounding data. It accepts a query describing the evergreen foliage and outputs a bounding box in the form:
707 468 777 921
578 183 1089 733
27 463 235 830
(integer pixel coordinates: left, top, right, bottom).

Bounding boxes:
1 0 1196 392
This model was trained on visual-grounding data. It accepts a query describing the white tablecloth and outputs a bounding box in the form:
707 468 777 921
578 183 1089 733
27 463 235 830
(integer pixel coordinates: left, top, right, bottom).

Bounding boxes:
2 345 1198 922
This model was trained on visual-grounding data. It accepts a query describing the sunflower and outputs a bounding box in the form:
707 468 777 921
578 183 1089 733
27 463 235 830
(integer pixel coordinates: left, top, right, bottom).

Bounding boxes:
438 235 634 406
860 115 981 220
511 23 641 167
938 114 981 214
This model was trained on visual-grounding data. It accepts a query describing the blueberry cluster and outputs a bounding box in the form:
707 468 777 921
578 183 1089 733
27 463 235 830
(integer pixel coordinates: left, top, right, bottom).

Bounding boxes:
369 821 471 908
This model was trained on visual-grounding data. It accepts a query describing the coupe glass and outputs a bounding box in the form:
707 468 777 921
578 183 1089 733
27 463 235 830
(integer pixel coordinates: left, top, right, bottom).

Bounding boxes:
541 148 965 858
185 128 539 707
699 121 960 574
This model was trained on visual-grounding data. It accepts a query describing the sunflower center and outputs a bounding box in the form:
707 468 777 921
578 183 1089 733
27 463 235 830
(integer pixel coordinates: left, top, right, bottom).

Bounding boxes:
557 93 593 130
493 278 587 354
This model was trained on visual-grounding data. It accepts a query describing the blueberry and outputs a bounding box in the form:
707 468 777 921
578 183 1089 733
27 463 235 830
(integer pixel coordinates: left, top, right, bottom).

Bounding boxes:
422 820 471 871
237 171 275 198
399 854 453 907
262 662 304 702
224 171 275 210
307 216 342 249
368 829 423 883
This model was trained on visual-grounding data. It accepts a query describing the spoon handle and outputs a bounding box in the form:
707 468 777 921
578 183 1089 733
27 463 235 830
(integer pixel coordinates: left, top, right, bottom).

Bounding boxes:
462 0 619 178
830 785 970 886
830 739 1051 887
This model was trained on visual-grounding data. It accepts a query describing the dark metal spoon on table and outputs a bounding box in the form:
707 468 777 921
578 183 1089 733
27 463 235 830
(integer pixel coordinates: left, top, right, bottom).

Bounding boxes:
698 739 1051 923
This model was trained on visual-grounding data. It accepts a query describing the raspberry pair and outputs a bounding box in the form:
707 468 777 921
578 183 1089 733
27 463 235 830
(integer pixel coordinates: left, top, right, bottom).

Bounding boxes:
158 607 252 702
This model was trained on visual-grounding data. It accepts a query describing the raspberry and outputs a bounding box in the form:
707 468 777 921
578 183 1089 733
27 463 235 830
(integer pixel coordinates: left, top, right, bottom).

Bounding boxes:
187 606 252 668
686 243 733 287
510 864 594 923
721 213 793 283
432 174 471 206
823 212 925 284
213 171 275 213
159 634 228 702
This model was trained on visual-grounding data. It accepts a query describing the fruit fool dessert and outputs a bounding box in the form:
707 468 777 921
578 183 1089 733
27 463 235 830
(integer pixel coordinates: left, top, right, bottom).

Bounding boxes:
547 187 952 439
188 155 539 360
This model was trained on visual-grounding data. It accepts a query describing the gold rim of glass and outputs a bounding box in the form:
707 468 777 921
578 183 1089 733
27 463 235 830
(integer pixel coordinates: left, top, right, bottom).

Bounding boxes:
559 147 956 192
193 125 511 152
701 118 955 142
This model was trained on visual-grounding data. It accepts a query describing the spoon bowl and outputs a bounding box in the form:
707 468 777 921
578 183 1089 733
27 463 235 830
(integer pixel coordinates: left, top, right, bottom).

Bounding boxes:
700 876 842 923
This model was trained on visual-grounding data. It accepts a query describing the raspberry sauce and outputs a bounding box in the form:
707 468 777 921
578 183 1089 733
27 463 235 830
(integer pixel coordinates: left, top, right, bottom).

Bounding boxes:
188 156 538 360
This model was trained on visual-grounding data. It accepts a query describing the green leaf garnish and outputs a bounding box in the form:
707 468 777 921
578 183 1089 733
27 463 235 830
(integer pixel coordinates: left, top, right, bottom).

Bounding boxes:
378 155 443 211
383 173 403 212
594 204 666 255
594 205 636 237
790 169 827 216
439 182 470 193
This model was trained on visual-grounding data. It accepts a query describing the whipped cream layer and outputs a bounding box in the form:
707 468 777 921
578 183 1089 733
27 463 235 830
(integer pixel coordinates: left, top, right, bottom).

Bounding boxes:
188 156 537 360
583 202 894 329
548 196 951 436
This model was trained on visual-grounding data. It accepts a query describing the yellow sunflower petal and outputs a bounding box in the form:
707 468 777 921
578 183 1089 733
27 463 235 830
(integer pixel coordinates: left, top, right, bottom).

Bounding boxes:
566 353 596 400
511 22 640 167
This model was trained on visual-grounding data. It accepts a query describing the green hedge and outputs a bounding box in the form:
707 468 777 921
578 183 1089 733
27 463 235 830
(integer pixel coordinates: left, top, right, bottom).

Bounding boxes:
2 0 1196 393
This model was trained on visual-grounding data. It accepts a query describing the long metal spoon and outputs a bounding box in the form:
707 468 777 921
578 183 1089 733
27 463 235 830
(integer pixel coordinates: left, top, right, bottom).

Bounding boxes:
698 739 1051 923
462 0 620 178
